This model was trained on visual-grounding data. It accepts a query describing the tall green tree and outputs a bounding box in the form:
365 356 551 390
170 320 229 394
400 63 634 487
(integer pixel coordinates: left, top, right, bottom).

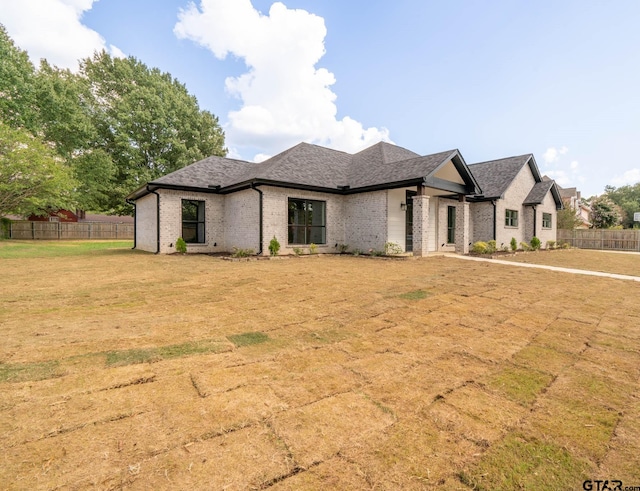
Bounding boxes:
80 52 226 213
33 61 117 211
0 122 76 217
604 183 640 228
589 195 622 229
0 24 38 132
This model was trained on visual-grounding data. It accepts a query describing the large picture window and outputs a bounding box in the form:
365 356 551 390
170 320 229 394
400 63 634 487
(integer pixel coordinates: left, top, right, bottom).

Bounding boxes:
505 209 519 227
447 206 456 244
288 198 326 244
542 212 552 229
182 200 205 243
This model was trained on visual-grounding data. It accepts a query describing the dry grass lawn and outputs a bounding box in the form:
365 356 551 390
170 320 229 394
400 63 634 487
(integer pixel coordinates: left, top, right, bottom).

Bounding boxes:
1 242 639 490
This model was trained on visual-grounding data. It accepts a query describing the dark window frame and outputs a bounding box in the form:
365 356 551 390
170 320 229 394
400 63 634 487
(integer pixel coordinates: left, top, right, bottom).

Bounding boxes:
447 206 456 244
182 199 206 244
287 198 327 245
542 212 552 229
505 209 519 227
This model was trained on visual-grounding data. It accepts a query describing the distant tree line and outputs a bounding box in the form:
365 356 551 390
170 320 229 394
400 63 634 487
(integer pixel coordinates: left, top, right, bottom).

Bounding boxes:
0 24 226 218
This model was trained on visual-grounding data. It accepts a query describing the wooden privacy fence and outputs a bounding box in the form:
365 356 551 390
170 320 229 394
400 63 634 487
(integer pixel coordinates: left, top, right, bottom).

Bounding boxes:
9 221 134 240
558 229 640 252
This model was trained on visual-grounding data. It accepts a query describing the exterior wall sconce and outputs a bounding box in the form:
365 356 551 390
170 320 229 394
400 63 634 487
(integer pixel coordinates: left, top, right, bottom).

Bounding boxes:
400 202 407 211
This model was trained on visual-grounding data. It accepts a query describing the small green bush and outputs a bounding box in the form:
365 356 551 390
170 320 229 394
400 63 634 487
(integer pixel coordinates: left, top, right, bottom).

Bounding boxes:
337 243 349 253
309 243 318 254
268 236 280 256
561 242 571 249
293 247 303 255
176 237 187 253
510 237 517 252
487 240 497 254
472 241 489 254
530 236 541 250
384 241 403 255
546 240 556 249
232 247 254 258
352 249 362 256
520 242 531 251
369 248 383 256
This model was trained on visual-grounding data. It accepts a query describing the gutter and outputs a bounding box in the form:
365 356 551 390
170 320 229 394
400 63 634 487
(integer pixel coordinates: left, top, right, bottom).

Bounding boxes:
125 198 136 249
251 183 264 255
147 185 161 254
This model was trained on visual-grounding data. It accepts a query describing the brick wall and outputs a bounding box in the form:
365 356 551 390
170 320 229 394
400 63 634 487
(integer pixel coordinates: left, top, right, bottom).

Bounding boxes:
135 193 158 252
157 189 224 254
261 186 345 254
224 189 260 252
496 164 536 247
470 201 494 243
345 191 387 252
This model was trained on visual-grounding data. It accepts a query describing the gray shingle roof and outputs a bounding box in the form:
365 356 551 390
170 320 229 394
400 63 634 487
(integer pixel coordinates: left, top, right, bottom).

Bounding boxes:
128 141 480 200
523 180 555 205
468 155 532 199
152 156 254 189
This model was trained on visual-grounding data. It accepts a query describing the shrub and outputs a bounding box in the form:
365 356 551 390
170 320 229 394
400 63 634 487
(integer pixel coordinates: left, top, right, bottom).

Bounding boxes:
561 242 571 249
268 236 280 256
530 236 541 250
384 242 403 255
472 241 489 254
487 240 497 254
352 249 362 256
309 243 318 254
369 249 383 257
337 243 349 253
546 240 556 249
520 242 531 251
510 237 517 252
293 247 303 255
0 218 11 239
232 247 254 258
176 237 187 253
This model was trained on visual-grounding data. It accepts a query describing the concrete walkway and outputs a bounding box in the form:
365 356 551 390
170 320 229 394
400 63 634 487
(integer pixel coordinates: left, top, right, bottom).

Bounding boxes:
449 254 640 283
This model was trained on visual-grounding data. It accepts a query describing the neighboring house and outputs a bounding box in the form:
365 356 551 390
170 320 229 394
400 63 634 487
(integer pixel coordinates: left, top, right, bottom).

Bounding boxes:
468 155 563 248
28 209 78 222
554 183 591 228
126 141 560 255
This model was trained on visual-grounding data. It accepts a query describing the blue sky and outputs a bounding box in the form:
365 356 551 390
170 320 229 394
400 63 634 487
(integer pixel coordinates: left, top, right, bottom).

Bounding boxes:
2 0 639 197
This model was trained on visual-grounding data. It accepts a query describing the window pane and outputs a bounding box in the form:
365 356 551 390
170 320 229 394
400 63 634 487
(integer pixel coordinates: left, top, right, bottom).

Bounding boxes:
309 226 325 244
182 224 197 243
288 199 305 226
182 201 198 221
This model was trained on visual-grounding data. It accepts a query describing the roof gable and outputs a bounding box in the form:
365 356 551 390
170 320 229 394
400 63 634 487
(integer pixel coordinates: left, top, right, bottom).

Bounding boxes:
468 154 534 199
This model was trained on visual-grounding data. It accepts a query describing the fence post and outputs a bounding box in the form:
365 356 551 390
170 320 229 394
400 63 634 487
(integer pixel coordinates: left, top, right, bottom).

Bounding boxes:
31 221 35 240
89 222 92 239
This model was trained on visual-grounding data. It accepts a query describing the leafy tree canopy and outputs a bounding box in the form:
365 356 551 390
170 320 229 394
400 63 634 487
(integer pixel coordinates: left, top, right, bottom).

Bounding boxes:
80 52 226 213
604 183 640 228
0 25 226 216
589 195 622 229
0 122 77 217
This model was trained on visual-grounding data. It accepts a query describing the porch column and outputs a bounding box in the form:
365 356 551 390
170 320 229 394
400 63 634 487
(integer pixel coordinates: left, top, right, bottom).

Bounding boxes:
455 196 469 254
412 193 430 257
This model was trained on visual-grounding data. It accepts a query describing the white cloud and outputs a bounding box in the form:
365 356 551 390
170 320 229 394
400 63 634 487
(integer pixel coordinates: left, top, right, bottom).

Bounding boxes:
610 168 640 187
174 0 391 159
545 169 571 187
542 146 568 165
0 0 123 71
570 160 579 170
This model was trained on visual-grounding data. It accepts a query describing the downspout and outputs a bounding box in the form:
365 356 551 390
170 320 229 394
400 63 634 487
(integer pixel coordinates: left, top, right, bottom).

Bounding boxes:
251 183 264 255
492 200 497 241
125 198 136 249
147 185 161 254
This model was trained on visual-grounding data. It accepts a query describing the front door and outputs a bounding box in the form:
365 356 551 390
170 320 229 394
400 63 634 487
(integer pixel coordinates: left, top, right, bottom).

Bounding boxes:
405 190 416 252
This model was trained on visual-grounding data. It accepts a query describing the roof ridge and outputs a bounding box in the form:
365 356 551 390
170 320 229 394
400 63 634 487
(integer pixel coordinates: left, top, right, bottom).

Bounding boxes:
469 154 532 166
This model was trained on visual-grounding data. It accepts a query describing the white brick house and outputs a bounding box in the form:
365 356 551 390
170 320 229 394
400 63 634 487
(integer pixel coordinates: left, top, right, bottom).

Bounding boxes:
127 142 562 255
